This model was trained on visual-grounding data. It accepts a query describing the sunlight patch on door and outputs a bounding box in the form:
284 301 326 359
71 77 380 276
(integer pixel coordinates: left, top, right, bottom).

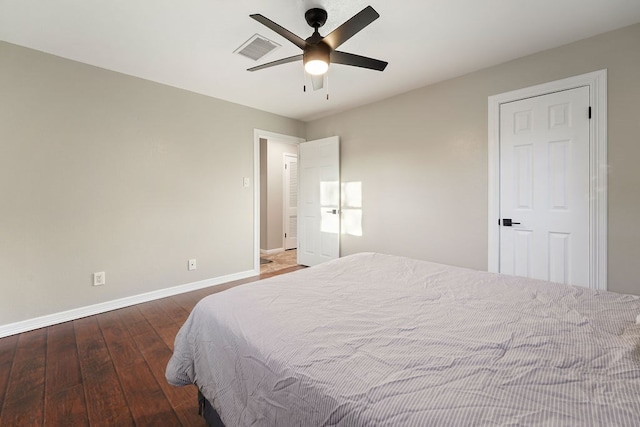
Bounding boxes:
342 182 363 237
320 180 339 234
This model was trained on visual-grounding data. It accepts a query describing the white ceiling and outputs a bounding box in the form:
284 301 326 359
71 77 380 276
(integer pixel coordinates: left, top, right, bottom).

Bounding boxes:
1 1 640 122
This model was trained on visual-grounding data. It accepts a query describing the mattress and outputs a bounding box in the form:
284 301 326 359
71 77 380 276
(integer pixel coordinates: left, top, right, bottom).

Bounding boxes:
166 253 640 426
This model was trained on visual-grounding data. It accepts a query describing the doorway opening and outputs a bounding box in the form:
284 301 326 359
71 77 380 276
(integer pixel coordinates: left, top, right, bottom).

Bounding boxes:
254 130 304 275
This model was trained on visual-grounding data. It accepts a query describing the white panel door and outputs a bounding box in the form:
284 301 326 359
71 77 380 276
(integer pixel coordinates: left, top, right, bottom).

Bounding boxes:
499 86 590 286
283 153 298 250
298 136 340 267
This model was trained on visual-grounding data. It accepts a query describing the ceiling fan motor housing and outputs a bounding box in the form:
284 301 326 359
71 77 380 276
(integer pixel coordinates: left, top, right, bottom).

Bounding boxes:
305 8 328 29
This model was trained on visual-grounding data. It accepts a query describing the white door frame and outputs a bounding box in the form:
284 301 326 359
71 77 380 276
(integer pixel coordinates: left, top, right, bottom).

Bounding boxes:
253 130 305 274
488 69 607 290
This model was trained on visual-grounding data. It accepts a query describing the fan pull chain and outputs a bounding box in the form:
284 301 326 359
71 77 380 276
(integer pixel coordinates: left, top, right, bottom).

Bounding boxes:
326 73 329 100
303 67 307 92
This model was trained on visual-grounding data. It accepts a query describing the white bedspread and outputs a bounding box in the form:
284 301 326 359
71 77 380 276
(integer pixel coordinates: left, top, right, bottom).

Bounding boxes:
166 253 640 426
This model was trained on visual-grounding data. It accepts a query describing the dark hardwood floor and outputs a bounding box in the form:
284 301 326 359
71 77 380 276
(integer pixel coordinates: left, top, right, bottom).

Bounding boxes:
0 265 304 426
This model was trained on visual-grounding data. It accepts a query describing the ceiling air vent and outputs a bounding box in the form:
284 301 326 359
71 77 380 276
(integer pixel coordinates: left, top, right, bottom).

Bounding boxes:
234 34 281 61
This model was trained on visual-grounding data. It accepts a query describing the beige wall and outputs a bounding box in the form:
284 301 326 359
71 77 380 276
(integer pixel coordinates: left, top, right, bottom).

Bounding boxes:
0 41 304 326
306 23 640 295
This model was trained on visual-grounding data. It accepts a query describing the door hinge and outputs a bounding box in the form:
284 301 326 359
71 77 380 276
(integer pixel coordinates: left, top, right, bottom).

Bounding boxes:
284 233 287 238
285 164 287 169
588 106 592 119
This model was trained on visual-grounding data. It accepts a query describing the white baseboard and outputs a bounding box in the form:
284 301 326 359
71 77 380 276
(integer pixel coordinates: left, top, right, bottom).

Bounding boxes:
0 269 257 339
260 248 284 255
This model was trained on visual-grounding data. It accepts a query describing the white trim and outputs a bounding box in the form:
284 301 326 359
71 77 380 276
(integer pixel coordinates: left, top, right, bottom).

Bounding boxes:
488 69 607 290
253 129 305 275
260 248 284 255
0 269 257 338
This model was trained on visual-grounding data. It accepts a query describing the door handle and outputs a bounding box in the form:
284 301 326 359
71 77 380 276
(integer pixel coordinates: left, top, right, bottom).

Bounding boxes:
500 218 520 227
326 209 339 214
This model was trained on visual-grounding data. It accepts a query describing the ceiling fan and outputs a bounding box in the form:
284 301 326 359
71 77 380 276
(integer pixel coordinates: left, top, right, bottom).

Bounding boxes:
248 5 388 91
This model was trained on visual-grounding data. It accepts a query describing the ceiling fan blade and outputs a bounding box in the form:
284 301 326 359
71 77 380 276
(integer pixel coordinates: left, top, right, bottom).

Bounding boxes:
322 6 380 50
247 54 303 72
331 51 388 71
250 14 307 50
311 74 324 91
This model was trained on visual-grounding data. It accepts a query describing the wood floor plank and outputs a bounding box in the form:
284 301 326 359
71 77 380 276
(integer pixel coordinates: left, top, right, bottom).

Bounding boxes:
0 328 46 426
74 318 135 426
0 333 19 363
45 322 82 395
153 321 181 351
44 384 89 426
3 328 47 404
44 321 87 425
117 305 154 337
169 292 203 314
0 389 45 426
155 297 191 325
131 328 194 407
73 317 112 374
97 311 145 368
116 360 181 426
137 300 176 329
2 357 45 409
101 308 181 426
0 334 19 413
82 362 135 427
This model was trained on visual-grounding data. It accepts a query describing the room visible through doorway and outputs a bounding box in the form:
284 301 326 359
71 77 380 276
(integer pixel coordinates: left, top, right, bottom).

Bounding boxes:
260 249 298 274
256 130 304 273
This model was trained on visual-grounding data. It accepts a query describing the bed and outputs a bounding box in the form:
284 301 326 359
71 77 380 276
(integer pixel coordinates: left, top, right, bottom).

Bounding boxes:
166 252 640 426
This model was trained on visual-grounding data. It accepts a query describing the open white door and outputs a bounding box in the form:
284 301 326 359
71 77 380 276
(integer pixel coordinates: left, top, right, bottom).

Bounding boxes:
298 136 340 266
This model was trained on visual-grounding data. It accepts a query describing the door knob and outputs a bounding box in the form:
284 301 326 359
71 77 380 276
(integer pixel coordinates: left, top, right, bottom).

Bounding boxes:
500 218 520 227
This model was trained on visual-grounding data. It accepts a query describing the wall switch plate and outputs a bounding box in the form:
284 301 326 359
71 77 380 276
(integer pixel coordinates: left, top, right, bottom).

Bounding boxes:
188 259 197 271
93 272 106 286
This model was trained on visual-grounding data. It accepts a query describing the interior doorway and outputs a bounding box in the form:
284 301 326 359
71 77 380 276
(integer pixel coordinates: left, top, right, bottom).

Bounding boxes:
487 70 607 290
254 130 304 274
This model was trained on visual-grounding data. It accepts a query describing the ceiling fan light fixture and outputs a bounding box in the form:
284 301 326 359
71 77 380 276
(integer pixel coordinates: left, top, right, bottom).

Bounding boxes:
303 43 330 75
305 59 329 75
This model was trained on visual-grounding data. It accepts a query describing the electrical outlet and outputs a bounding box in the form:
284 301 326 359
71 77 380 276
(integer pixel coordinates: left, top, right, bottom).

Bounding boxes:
93 272 106 286
243 177 250 187
188 259 197 271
